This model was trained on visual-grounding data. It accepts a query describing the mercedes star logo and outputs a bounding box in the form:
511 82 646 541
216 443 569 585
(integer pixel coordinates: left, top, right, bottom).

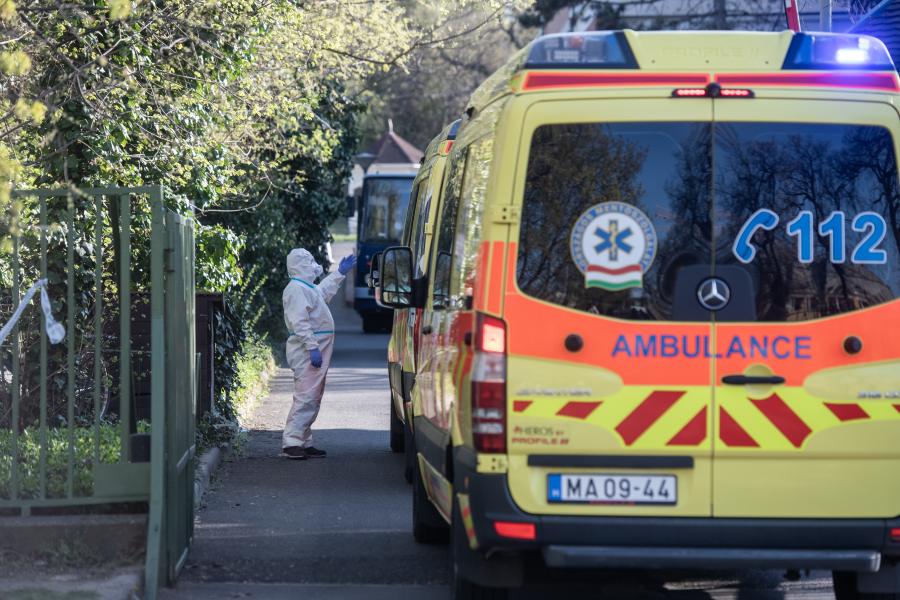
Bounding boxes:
697 277 731 311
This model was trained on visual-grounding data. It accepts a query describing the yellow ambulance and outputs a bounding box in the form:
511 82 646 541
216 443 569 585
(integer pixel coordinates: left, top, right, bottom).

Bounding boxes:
385 119 461 481
376 30 900 600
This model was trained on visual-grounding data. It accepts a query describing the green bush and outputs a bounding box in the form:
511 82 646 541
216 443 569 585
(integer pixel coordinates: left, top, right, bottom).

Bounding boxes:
0 424 121 500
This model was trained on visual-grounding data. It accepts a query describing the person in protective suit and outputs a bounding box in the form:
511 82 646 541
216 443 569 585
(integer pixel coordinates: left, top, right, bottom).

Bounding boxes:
282 248 356 460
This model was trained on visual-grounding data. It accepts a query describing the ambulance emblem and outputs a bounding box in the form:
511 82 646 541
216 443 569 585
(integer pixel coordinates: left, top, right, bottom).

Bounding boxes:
570 202 657 291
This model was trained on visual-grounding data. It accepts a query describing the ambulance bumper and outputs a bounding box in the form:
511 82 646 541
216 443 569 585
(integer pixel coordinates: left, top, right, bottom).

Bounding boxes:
456 453 900 571
542 546 881 572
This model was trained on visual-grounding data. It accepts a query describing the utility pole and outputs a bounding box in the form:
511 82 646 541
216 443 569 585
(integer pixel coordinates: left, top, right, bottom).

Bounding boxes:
820 0 833 31
714 0 727 29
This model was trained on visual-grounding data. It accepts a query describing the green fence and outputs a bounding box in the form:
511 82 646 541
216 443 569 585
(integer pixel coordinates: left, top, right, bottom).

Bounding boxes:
1 185 196 598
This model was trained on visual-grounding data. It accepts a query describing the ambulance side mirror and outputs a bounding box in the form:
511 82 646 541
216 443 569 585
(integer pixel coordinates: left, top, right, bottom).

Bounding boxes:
377 246 414 309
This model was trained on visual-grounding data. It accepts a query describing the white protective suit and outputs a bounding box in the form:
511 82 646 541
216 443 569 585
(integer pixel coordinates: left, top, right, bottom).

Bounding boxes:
282 248 346 449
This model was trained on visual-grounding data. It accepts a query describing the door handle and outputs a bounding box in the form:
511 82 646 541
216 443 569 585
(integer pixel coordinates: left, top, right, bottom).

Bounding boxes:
721 374 785 385
422 325 433 335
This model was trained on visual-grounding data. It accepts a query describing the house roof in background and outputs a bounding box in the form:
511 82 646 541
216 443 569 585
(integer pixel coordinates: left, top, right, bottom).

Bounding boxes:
365 130 424 165
851 0 900 67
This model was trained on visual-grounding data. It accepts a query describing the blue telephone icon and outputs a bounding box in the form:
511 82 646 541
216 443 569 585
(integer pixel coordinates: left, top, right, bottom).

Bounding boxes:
733 209 779 264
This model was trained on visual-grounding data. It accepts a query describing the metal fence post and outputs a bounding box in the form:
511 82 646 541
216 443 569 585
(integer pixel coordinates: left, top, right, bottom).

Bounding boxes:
144 185 167 599
11 221 20 502
119 194 132 463
39 193 48 500
66 192 75 498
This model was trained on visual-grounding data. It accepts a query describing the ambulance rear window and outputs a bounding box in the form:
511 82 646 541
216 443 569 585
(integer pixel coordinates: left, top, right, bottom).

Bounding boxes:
517 122 712 321
517 122 900 321
716 122 900 321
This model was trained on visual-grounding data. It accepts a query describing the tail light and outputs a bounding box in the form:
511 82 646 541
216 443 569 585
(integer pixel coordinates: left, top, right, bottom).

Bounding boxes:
472 313 507 453
494 521 536 540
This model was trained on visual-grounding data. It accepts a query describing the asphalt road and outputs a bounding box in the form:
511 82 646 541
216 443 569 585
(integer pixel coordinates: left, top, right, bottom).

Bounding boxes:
163 243 837 600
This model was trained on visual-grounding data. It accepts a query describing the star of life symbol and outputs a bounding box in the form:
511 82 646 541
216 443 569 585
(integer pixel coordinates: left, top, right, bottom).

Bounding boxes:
593 219 633 261
570 202 657 291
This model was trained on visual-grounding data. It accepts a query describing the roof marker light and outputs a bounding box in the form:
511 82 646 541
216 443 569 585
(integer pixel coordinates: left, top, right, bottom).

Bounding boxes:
783 33 895 71
719 88 754 97
671 85 754 99
672 88 707 97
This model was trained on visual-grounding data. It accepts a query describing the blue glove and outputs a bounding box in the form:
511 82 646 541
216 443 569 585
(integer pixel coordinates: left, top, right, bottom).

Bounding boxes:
310 348 323 369
338 254 357 276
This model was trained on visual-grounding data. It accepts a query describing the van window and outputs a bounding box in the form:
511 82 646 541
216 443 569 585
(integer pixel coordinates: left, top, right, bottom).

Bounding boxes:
453 137 494 300
715 122 899 321
432 151 468 309
516 121 899 322
411 181 433 278
402 180 425 247
516 122 712 320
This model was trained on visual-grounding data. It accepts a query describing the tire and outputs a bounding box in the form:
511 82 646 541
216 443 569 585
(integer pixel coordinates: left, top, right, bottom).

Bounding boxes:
390 396 404 453
834 571 900 600
412 455 449 544
454 575 509 600
362 315 378 334
452 499 510 600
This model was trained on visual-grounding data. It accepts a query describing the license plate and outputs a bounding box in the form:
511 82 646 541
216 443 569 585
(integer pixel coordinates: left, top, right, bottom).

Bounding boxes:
547 473 677 505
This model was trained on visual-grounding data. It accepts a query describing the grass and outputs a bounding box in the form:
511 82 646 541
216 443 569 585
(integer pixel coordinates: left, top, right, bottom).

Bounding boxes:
232 339 276 423
0 424 121 500
196 338 275 454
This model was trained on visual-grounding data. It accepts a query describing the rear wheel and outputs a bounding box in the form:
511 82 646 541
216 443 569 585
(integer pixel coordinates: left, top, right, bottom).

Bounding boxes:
412 455 449 544
452 497 510 600
389 396 404 453
834 571 900 600
454 574 509 600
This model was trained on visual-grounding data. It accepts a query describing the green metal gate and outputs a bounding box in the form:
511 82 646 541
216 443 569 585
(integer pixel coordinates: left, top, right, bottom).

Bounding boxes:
1 185 196 599
145 203 198 598
145 209 197 595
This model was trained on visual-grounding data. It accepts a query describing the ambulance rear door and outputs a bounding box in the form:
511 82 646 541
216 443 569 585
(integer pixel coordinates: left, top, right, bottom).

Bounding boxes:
710 98 900 518
506 97 716 517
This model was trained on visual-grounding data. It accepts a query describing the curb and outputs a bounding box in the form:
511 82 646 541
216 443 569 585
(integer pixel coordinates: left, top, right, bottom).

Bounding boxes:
0 568 143 600
194 443 230 510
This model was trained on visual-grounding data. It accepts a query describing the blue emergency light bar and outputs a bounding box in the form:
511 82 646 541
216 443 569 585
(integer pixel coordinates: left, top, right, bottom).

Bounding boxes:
524 32 638 69
783 33 895 71
522 31 896 74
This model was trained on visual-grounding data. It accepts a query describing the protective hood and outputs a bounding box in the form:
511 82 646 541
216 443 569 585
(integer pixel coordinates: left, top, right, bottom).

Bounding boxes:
287 248 323 281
